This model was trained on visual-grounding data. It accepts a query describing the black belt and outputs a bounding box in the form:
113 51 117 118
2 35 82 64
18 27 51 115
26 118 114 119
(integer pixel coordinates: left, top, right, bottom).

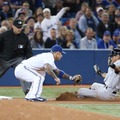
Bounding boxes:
105 86 117 94
112 91 117 94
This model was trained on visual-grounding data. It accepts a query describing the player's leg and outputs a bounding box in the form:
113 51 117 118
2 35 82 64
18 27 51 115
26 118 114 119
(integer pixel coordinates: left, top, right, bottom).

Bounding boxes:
90 82 105 90
0 60 10 77
14 63 46 101
77 87 116 100
11 58 31 95
77 88 98 98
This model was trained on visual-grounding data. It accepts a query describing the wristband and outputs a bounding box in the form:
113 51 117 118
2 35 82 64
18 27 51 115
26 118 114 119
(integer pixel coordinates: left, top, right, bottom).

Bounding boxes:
69 76 73 80
58 70 65 78
110 64 116 69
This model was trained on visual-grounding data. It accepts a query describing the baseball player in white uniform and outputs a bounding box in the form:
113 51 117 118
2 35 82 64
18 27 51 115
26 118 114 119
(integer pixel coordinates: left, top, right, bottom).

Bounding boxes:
41 7 70 42
77 48 120 100
14 44 81 102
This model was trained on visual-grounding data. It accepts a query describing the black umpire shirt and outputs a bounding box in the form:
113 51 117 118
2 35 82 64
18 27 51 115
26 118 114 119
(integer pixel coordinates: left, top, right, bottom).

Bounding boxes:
0 29 33 61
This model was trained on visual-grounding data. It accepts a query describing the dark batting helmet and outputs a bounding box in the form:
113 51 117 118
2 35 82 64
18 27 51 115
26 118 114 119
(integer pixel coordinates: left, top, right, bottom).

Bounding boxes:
109 48 120 57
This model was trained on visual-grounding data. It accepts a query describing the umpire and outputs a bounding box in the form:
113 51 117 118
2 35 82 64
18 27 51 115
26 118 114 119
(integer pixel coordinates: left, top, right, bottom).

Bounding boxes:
0 19 33 94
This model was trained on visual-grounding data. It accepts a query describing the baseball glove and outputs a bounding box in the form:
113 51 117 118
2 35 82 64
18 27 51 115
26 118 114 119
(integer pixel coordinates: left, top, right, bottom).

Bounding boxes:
93 64 103 77
72 74 82 85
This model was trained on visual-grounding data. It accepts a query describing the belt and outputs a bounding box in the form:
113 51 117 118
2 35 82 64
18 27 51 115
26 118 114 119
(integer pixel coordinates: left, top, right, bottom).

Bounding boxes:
112 91 117 94
105 86 117 94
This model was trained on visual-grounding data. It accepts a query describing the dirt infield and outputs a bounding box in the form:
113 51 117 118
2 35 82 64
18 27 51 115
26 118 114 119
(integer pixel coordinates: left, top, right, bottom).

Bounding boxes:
0 85 120 120
0 99 120 120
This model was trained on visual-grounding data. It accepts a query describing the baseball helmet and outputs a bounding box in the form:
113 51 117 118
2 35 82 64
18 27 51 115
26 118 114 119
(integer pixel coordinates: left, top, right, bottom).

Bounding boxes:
109 48 120 57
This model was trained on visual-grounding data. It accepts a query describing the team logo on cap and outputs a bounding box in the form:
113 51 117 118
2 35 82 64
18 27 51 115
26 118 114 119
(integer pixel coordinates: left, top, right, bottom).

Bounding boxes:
18 21 22 25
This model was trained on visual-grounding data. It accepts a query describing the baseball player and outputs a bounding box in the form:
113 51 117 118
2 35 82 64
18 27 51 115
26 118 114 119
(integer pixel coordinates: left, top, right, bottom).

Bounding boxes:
41 7 70 42
77 48 120 100
14 44 81 102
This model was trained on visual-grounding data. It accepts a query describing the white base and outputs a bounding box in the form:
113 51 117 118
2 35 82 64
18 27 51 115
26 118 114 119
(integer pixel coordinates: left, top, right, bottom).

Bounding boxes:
0 96 12 100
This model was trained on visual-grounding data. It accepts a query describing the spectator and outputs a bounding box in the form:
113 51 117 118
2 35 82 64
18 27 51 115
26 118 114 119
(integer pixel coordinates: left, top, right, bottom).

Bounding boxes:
45 28 59 48
80 27 97 49
78 7 99 34
0 20 9 29
34 7 43 18
96 12 111 39
9 0 23 12
110 30 120 48
67 18 83 48
95 6 104 22
25 17 36 41
34 0 45 9
61 30 76 49
63 0 81 18
107 4 116 22
109 8 120 35
97 30 114 49
0 1 13 21
43 0 56 8
7 17 14 29
41 7 70 42
102 0 119 9
14 2 32 19
34 14 44 30
75 2 89 21
57 26 68 46
0 26 8 34
17 11 26 23
31 30 44 49
91 0 105 11
51 0 64 15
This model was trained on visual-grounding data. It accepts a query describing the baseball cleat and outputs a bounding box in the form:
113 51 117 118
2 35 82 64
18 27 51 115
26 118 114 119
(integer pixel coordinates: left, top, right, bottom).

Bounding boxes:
26 97 47 102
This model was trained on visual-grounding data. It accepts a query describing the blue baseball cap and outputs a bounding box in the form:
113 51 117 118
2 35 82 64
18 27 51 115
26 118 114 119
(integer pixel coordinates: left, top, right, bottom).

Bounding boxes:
51 45 66 54
104 31 111 36
113 30 119 36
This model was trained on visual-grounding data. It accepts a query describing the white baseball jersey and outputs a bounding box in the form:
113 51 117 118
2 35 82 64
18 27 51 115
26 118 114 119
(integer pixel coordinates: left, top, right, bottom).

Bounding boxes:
21 52 57 76
41 8 66 41
105 60 120 89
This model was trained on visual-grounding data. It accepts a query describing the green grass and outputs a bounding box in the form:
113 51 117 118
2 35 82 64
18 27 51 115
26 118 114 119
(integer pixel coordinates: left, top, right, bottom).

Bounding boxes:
0 86 120 117
55 104 120 117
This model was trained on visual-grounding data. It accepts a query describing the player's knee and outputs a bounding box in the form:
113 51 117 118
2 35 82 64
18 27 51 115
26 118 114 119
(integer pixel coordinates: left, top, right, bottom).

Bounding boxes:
91 82 98 90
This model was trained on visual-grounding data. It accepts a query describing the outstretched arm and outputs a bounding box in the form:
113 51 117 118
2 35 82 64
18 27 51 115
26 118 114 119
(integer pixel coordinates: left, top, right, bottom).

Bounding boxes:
53 69 82 85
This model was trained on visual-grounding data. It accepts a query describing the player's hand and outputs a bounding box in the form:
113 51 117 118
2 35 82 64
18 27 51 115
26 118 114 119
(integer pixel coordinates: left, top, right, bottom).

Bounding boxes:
93 64 103 77
72 74 82 85
54 78 61 85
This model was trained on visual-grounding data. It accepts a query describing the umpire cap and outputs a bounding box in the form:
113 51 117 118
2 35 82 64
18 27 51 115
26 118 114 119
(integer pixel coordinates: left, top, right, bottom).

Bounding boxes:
51 44 66 54
109 48 120 57
13 19 23 28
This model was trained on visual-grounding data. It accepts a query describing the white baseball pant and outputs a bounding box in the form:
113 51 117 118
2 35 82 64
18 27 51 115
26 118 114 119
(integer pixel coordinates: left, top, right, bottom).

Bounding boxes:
78 87 116 100
15 64 45 99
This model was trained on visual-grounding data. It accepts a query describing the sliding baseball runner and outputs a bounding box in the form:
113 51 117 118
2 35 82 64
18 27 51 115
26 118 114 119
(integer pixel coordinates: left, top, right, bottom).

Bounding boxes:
77 48 120 100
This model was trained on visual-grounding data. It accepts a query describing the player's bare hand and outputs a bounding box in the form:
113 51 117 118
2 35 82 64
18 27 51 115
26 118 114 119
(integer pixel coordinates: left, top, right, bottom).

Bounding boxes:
54 78 61 85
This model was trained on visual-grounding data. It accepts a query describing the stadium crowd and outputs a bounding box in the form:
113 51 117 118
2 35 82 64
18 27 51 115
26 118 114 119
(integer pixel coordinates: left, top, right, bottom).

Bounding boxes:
0 0 120 49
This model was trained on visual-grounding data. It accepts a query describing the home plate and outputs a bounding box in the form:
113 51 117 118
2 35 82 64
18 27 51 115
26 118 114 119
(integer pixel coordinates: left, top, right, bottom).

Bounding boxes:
0 96 12 100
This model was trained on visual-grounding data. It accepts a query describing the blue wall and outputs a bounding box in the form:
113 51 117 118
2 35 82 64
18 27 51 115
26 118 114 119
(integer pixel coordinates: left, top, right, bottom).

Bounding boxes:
0 49 110 86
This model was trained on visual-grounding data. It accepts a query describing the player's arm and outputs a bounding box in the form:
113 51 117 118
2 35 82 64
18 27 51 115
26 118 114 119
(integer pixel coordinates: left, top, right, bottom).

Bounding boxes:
109 64 120 74
53 69 71 79
53 69 82 85
93 65 106 78
44 63 60 85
